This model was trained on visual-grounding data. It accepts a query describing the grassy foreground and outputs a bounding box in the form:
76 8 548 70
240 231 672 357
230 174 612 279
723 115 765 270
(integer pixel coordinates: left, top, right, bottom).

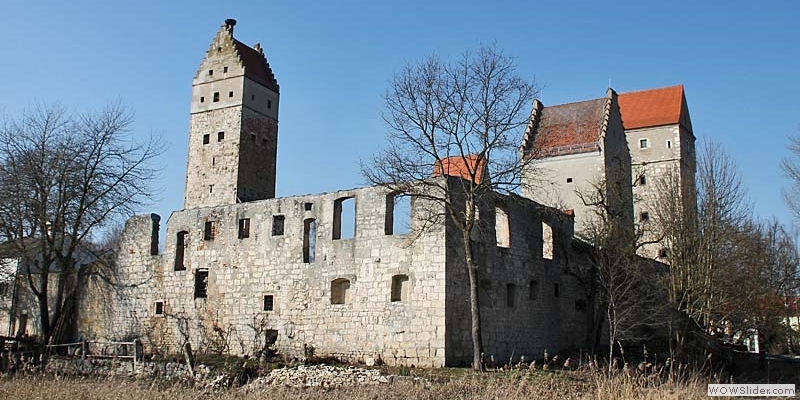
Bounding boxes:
0 369 710 400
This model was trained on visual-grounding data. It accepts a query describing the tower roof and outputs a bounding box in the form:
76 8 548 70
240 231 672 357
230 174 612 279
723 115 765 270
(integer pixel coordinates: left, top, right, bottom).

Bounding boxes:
521 89 616 158
233 39 280 93
433 155 486 184
617 85 684 130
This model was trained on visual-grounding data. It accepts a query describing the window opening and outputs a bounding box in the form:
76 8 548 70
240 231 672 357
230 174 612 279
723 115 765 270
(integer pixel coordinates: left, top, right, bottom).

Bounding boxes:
639 175 647 185
666 140 672 149
204 220 216 240
495 205 510 248
228 91 234 98
267 99 272 109
304 202 313 211
217 131 224 142
213 92 220 102
385 192 411 235
303 218 316 263
506 283 517 308
659 248 669 258
272 215 285 236
331 278 351 304
223 66 228 73
174 231 188 271
212 156 216 166
390 274 409 302
566 177 573 183
208 69 213 76
554 283 560 298
263 295 274 311
238 218 250 239
542 222 554 260
194 269 209 299
203 134 210 144
332 196 355 240
639 138 649 149
209 185 214 193
154 301 164 315
200 96 205 103
640 211 650 222
529 280 539 300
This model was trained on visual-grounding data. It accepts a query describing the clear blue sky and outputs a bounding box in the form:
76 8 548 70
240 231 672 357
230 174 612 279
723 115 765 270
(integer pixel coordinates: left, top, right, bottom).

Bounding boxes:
1 0 798 228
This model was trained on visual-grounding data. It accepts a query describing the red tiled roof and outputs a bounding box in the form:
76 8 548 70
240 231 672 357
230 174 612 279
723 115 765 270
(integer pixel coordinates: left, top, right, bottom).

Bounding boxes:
233 39 280 93
618 85 683 130
528 98 607 157
433 155 486 184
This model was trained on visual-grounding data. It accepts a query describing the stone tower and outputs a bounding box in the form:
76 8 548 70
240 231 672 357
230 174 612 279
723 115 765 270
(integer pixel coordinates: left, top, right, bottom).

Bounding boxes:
184 19 280 209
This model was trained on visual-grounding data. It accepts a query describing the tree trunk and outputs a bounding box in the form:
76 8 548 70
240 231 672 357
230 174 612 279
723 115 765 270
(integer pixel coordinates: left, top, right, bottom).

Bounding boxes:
463 231 484 371
36 273 52 344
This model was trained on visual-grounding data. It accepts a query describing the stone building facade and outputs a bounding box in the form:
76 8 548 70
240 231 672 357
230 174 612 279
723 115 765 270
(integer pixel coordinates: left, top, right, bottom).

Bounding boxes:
86 20 593 367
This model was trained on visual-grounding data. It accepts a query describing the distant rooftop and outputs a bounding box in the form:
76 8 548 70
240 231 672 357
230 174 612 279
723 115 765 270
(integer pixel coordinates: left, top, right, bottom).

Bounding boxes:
618 85 684 130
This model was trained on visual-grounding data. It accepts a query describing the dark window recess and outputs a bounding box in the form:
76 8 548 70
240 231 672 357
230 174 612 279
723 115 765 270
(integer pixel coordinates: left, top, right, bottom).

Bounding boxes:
554 283 560 298
203 134 210 144
566 177 573 183
208 69 213 76
209 185 214 193
506 283 516 308
251 133 256 142
304 202 313 211
155 301 164 315
223 66 228 73
575 299 587 311
331 278 350 304
204 221 216 240
639 175 647 185
200 96 205 103
194 269 209 299
216 46 222 52
228 91 234 98
659 248 669 258
213 92 220 102
251 94 255 101
218 131 224 142
640 212 650 222
263 295 274 311
529 280 539 300
267 99 272 109
272 215 285 236
332 197 355 240
391 274 409 302
303 218 316 263
238 218 251 239
212 157 216 166
174 231 188 271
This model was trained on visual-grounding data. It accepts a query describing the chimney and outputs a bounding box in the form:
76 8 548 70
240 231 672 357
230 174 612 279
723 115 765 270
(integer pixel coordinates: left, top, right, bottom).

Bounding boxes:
224 18 237 34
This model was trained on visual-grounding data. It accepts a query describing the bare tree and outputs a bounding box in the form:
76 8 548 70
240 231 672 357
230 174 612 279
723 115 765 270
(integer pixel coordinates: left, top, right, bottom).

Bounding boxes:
781 135 800 223
0 104 161 344
361 46 538 370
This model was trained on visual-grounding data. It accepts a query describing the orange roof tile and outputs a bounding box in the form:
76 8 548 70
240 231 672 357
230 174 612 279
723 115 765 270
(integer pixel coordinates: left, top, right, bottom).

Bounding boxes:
618 85 683 130
433 155 486 184
523 98 607 158
233 39 280 93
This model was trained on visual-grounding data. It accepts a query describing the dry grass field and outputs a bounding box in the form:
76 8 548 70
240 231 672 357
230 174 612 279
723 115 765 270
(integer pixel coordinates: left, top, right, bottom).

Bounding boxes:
0 369 710 400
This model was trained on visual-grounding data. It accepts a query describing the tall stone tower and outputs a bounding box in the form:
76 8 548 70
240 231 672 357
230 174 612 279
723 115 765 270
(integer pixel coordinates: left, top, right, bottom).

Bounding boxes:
184 19 279 209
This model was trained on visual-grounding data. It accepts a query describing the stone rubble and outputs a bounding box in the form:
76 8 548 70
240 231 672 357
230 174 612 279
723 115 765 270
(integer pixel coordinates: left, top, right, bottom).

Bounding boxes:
245 364 391 389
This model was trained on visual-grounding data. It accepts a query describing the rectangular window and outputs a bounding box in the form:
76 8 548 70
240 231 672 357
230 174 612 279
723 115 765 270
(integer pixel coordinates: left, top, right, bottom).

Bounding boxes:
208 69 213 76
223 66 228 73
217 131 224 142
174 231 188 271
213 92 220 102
304 202 313 211
203 134 210 144
238 218 250 239
639 138 649 149
666 140 672 149
204 220 216 240
272 215 285 236
154 301 164 315
639 175 646 185
200 96 205 103
267 99 272 109
263 295 274 311
209 185 213 193
640 211 650 222
228 91 234 98
554 283 560 298
194 269 209 299
566 177 573 183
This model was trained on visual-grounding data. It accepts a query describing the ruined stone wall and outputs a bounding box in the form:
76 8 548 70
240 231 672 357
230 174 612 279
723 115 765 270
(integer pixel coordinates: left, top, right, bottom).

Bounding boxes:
105 186 449 366
443 187 590 365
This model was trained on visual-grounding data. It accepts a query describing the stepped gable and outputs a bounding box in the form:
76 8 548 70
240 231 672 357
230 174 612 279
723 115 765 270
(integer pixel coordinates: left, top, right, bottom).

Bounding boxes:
233 39 280 93
522 97 608 158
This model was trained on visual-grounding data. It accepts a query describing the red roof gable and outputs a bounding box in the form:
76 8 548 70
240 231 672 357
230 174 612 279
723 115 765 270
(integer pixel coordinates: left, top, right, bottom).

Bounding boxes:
433 155 486 184
618 85 683 130
233 39 280 93
523 98 607 158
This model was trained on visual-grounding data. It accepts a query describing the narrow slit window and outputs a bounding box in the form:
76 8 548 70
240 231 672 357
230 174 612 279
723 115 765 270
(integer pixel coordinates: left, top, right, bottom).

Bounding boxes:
331 278 351 304
204 220 216 241
554 283 560 298
194 269 209 299
272 215 285 236
238 218 250 239
263 295 274 311
267 99 272 109
154 301 164 315
209 185 213 193
390 274 409 302
303 218 316 263
174 231 188 271
666 140 672 149
332 196 355 240
542 222 553 260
